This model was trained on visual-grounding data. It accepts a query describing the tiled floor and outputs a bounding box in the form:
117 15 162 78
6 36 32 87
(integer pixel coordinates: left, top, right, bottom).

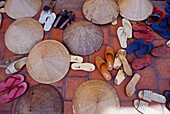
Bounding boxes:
0 0 170 114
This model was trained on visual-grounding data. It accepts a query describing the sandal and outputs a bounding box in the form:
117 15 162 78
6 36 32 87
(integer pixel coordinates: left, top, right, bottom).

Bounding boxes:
134 32 154 42
39 11 51 24
126 73 140 96
114 67 127 85
0 55 24 68
0 82 27 104
95 56 112 81
132 57 152 70
0 74 24 92
44 13 56 31
132 24 153 33
43 0 56 12
117 27 127 48
138 90 166 103
71 63 95 72
113 49 126 70
5 57 27 74
105 46 114 71
122 18 132 38
53 9 68 28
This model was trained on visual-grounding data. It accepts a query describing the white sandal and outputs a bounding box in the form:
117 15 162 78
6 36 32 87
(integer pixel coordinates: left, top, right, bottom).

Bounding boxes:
44 13 56 31
117 27 128 48
122 18 132 38
39 11 51 24
71 63 95 72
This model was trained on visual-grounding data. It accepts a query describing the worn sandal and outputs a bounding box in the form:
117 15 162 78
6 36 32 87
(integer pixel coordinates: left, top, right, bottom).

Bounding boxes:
132 57 152 70
95 56 112 81
105 46 114 71
134 32 154 42
122 18 132 38
117 27 128 48
44 13 56 31
71 63 95 72
126 73 140 96
138 90 166 103
114 67 127 85
132 24 153 33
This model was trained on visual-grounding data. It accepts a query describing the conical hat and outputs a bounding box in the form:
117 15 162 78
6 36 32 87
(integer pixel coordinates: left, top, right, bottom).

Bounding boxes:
5 0 42 19
26 40 70 84
73 80 120 114
118 0 153 21
15 84 63 114
83 0 119 24
5 18 44 54
63 20 103 56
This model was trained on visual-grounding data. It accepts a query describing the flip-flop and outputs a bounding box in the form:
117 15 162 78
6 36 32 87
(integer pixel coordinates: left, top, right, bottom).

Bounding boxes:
122 18 132 38
114 67 127 85
119 55 132 76
132 57 152 70
117 27 128 48
0 74 24 92
134 32 154 42
44 13 56 31
151 43 170 57
71 63 95 72
39 11 51 24
134 100 160 114
5 57 27 75
126 39 145 54
126 73 140 96
132 24 153 33
0 82 27 104
59 11 75 30
138 90 166 103
135 42 154 58
0 55 24 68
105 46 114 71
165 6 170 13
70 55 83 63
95 56 112 81
159 14 170 29
53 9 68 28
113 49 126 70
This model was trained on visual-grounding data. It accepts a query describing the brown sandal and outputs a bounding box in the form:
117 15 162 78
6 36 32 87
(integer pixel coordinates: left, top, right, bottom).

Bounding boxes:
105 46 114 71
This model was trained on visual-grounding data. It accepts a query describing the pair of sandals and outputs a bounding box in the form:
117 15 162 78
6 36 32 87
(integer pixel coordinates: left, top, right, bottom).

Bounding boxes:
133 24 154 42
126 39 154 58
0 56 27 75
0 74 27 104
114 49 132 85
117 18 132 48
134 90 166 114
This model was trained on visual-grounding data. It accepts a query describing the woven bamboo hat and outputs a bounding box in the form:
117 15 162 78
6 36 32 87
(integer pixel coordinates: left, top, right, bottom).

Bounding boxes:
83 0 119 24
4 0 42 19
63 20 103 56
26 40 70 84
73 80 120 114
118 0 153 21
5 18 43 54
15 84 63 114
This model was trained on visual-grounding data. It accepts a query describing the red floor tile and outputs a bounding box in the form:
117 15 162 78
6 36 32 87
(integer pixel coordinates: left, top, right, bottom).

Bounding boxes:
64 102 73 114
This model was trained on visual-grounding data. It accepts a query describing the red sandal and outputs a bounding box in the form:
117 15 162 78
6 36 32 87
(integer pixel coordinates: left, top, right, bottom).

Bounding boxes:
132 57 152 70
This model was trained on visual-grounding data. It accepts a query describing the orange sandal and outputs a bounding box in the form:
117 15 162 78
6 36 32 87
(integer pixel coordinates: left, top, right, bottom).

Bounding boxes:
95 56 112 81
105 46 114 71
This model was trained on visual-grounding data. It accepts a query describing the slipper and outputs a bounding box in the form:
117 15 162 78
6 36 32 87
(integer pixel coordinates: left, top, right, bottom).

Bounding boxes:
59 11 75 30
132 24 153 33
44 13 56 31
0 82 27 104
5 57 27 75
126 73 140 96
122 18 132 38
70 55 83 63
135 42 154 58
71 63 95 72
113 49 126 70
111 19 117 25
43 0 56 12
146 6 165 25
134 32 154 42
117 27 128 48
39 11 51 24
134 100 160 114
53 9 68 28
114 67 127 85
126 39 145 54
138 90 166 103
119 55 132 76
95 56 112 81
151 44 170 57
0 74 24 92
105 46 114 71
159 14 170 29
0 55 24 68
132 57 152 70
164 90 170 101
